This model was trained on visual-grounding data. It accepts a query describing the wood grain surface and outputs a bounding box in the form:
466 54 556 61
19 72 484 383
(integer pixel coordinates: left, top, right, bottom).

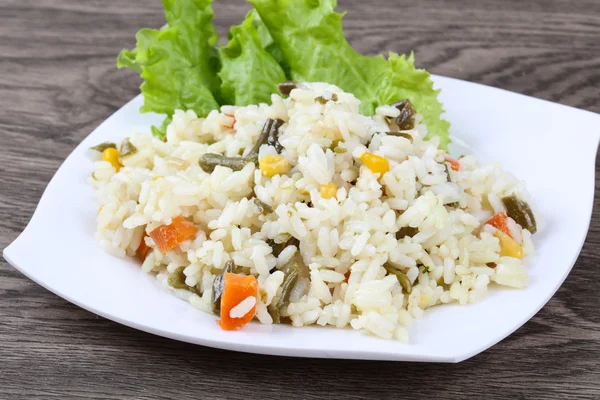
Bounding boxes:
1 0 599 398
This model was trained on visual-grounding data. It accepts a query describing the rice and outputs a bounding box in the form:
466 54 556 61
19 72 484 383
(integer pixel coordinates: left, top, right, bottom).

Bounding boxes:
89 82 537 342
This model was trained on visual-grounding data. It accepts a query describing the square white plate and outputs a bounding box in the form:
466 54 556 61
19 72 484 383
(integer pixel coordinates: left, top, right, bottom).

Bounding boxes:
4 76 599 362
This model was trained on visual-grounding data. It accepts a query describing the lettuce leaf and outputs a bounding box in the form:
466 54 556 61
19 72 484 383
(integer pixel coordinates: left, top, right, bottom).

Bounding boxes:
219 11 287 106
249 0 450 147
251 12 290 78
117 0 450 146
150 116 172 140
117 0 221 122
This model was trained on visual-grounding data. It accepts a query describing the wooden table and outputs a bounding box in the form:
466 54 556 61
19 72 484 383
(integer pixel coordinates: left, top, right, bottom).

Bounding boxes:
1 0 599 398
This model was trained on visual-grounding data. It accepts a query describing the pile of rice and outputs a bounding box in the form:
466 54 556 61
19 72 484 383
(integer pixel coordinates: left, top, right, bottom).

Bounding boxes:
90 82 535 341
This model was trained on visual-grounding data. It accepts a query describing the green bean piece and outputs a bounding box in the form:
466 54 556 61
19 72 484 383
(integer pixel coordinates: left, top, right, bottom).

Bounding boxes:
267 237 299 258
390 99 417 131
396 226 419 239
168 267 201 295
314 93 338 104
266 118 285 153
198 153 250 173
330 140 346 154
280 265 300 304
267 239 287 257
444 163 452 183
288 237 300 249
501 195 537 234
168 267 187 290
200 119 284 173
255 198 273 215
211 261 235 315
385 131 413 142
266 262 300 324
267 303 281 324
249 118 276 155
446 202 460 209
384 263 412 294
119 137 138 157
275 265 300 313
278 81 297 96
90 142 116 152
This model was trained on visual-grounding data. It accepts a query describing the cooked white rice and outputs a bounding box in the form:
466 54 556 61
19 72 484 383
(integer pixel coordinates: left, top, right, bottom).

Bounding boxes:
90 82 536 341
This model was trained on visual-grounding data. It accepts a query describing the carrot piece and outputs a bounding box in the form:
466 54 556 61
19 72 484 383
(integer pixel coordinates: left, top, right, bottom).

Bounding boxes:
445 156 460 171
218 273 258 331
149 216 197 253
136 233 151 262
487 212 512 237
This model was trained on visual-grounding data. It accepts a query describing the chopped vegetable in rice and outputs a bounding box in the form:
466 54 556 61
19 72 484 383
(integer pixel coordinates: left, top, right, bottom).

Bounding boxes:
89 82 538 340
90 0 538 340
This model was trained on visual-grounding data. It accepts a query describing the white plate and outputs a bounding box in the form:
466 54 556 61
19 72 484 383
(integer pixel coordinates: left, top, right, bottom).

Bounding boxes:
4 76 599 362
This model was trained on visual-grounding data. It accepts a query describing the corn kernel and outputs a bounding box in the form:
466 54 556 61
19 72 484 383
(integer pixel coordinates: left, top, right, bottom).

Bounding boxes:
320 183 338 199
495 231 523 259
419 293 429 308
359 152 389 176
102 147 122 172
259 155 290 177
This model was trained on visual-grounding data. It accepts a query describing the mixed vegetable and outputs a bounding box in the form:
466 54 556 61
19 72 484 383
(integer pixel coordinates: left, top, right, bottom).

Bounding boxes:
149 216 197 253
169 267 201 295
217 273 258 331
502 195 537 234
484 197 537 260
90 96 537 331
268 261 301 324
198 118 285 173
136 233 152 261
388 99 416 131
90 89 537 330
88 0 543 333
384 263 412 295
487 212 511 237
211 261 236 315
89 137 140 173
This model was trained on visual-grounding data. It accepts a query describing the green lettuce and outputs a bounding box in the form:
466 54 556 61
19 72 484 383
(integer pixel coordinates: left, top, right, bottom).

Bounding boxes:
219 11 287 106
117 0 221 138
150 116 172 140
117 0 450 147
249 0 450 147
251 12 290 77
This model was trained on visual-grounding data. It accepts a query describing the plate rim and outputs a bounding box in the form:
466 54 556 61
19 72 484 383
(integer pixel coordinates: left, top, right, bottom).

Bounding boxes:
4 75 600 363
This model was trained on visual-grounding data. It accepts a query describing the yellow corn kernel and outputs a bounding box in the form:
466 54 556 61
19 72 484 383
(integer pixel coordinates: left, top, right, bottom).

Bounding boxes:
359 152 389 176
495 231 523 259
102 148 122 172
419 293 429 308
320 183 338 199
259 155 290 177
